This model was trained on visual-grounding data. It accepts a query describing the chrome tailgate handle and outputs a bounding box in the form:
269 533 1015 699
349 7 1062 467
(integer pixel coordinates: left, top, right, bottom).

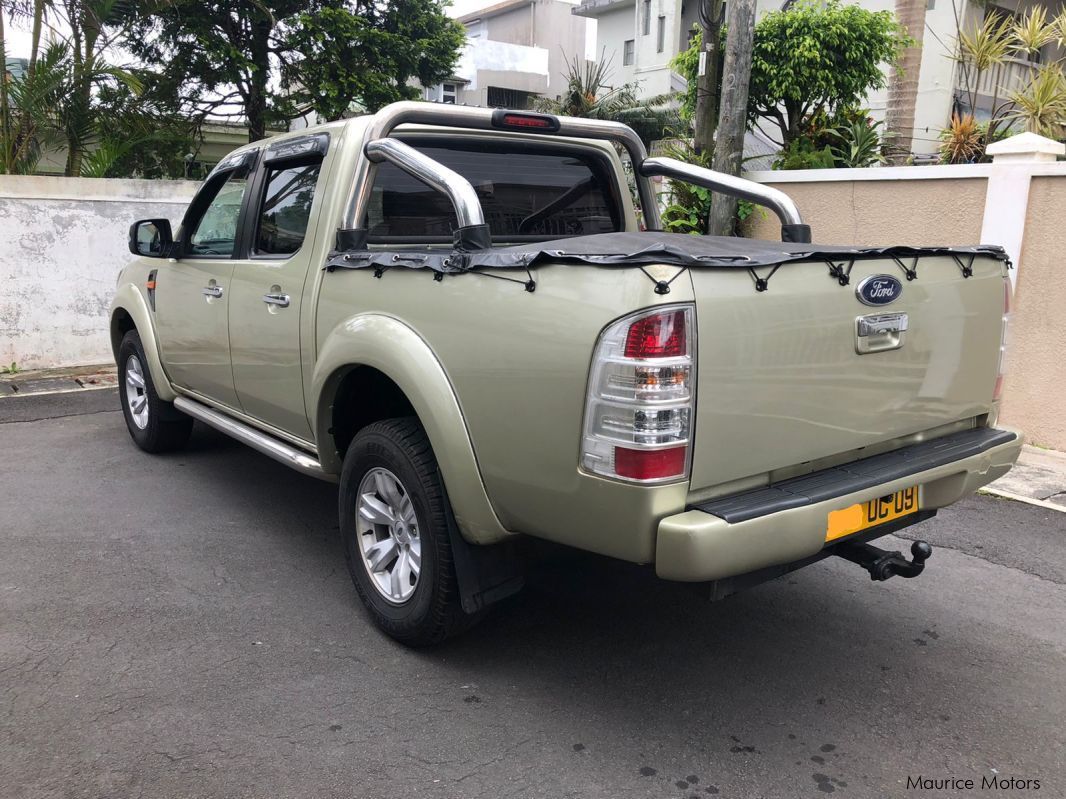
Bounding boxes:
202 285 223 298
857 313 908 337
856 312 908 354
262 293 291 308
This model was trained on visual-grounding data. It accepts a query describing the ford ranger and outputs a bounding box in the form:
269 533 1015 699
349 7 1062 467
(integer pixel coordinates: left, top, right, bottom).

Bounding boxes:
111 102 1022 644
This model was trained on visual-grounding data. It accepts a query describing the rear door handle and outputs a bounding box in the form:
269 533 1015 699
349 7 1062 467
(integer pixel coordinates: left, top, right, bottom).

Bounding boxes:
202 285 223 298
262 293 291 308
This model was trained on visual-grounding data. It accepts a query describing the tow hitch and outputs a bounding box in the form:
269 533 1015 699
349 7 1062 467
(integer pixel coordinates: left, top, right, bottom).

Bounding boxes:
836 540 932 581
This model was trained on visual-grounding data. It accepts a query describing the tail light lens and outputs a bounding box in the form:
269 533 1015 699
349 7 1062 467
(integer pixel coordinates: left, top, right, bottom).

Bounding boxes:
581 305 695 483
993 275 1011 402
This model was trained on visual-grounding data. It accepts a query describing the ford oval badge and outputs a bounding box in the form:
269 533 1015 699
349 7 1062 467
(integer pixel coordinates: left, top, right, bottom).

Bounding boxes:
856 274 903 306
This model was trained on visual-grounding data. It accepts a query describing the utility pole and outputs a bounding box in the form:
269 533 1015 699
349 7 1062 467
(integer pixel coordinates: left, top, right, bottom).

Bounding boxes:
707 0 756 236
692 0 723 157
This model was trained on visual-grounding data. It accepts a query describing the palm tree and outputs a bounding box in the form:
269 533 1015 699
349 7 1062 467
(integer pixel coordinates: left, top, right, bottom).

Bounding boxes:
883 0 926 164
535 51 680 146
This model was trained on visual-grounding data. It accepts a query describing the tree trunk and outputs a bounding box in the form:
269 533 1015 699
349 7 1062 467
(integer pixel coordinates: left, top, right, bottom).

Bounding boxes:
693 1 722 157
29 0 45 73
884 0 926 165
246 16 272 142
707 0 755 236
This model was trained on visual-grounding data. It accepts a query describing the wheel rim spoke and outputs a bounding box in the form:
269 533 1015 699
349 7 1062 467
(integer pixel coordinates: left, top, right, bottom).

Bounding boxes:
398 493 416 527
375 470 403 508
407 546 421 578
390 550 408 598
358 493 394 526
365 538 398 573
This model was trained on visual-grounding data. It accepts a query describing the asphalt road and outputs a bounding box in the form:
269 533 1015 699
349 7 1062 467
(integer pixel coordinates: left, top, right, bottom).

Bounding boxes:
2 390 1064 799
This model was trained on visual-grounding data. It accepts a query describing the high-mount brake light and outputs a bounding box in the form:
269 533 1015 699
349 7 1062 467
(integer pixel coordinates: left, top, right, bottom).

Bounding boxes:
580 305 696 484
490 109 560 132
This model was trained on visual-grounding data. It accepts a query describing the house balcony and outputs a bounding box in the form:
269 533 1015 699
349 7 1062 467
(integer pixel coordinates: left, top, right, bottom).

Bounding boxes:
957 55 1037 107
454 37 550 89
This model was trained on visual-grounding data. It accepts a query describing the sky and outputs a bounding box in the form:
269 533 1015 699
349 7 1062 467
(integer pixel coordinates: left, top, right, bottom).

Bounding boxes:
448 0 497 17
3 14 34 59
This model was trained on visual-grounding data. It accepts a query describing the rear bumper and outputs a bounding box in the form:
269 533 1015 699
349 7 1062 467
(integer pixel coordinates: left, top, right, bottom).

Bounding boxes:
655 427 1023 582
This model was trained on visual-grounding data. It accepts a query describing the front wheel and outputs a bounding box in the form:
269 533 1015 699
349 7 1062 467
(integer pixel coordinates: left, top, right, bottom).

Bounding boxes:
117 330 193 453
339 418 474 646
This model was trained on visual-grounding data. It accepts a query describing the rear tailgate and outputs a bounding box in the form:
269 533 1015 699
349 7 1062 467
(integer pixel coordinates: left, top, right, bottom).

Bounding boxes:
687 254 1006 493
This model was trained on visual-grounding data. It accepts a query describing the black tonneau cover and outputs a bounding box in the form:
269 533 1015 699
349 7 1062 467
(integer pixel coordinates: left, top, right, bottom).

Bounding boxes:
326 231 1008 273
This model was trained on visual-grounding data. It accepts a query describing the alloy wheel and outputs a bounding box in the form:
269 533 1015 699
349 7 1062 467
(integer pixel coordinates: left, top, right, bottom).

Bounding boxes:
356 467 422 604
124 355 149 430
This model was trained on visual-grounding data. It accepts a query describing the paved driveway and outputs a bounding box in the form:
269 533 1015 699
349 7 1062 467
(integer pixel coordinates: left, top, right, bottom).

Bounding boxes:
2 391 1064 798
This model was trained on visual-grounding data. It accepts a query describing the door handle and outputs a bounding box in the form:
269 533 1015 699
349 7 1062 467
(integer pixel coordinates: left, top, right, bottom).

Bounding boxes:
202 285 224 298
262 293 291 308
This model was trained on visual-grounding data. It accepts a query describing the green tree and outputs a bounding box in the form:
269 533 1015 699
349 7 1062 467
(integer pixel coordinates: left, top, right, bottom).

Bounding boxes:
121 0 466 143
748 0 905 147
675 0 906 149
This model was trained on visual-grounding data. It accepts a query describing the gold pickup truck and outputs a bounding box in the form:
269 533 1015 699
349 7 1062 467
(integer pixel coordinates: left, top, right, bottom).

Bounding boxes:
111 102 1022 644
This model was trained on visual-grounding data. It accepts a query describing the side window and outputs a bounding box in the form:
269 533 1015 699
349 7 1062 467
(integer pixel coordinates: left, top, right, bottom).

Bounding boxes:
255 161 322 255
187 167 250 257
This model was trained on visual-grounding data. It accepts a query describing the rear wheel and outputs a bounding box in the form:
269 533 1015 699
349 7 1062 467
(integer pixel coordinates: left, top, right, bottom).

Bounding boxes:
117 330 193 453
340 418 473 646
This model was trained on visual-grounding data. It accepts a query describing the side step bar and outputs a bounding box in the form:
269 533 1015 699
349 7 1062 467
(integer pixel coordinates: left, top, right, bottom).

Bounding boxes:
173 396 337 483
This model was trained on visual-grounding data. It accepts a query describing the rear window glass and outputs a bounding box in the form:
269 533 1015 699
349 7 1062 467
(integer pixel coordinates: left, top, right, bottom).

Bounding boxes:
366 139 622 243
255 162 321 255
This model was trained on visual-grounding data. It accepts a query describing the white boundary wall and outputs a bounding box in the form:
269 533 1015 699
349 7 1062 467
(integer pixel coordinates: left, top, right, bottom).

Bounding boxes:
0 176 199 370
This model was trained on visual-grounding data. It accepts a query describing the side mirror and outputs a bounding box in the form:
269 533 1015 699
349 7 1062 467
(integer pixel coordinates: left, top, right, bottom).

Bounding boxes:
128 218 173 257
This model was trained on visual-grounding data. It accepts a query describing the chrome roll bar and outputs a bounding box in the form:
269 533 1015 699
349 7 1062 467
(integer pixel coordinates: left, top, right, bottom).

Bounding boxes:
340 101 810 245
641 157 810 242
364 138 485 228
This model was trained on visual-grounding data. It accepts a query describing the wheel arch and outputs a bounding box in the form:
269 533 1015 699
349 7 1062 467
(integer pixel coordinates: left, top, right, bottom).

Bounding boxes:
109 284 176 402
312 313 513 545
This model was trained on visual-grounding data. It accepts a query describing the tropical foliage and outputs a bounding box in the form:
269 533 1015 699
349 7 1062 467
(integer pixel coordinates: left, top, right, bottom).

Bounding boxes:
938 112 985 164
534 52 680 146
948 6 1066 160
657 140 756 234
0 0 194 177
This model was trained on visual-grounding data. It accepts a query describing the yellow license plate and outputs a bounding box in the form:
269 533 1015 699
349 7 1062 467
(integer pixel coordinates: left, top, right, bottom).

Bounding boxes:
826 486 919 542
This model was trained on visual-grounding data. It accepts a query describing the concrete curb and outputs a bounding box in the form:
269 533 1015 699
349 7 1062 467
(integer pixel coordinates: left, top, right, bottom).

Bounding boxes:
979 486 1066 512
983 444 1066 513
0 364 117 398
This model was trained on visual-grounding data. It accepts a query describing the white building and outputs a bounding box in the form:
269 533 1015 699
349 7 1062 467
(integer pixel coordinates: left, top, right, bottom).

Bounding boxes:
424 0 594 108
570 0 694 97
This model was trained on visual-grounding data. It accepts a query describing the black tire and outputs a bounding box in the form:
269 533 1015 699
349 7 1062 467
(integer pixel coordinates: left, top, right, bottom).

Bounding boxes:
340 417 473 646
117 330 193 453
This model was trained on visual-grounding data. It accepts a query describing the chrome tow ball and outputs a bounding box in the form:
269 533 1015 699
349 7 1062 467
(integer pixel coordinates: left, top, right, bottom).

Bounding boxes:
836 540 933 581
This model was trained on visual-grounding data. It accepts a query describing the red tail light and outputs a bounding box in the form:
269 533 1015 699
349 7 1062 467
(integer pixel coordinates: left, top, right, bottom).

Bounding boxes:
581 305 696 483
614 445 688 480
624 310 688 358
